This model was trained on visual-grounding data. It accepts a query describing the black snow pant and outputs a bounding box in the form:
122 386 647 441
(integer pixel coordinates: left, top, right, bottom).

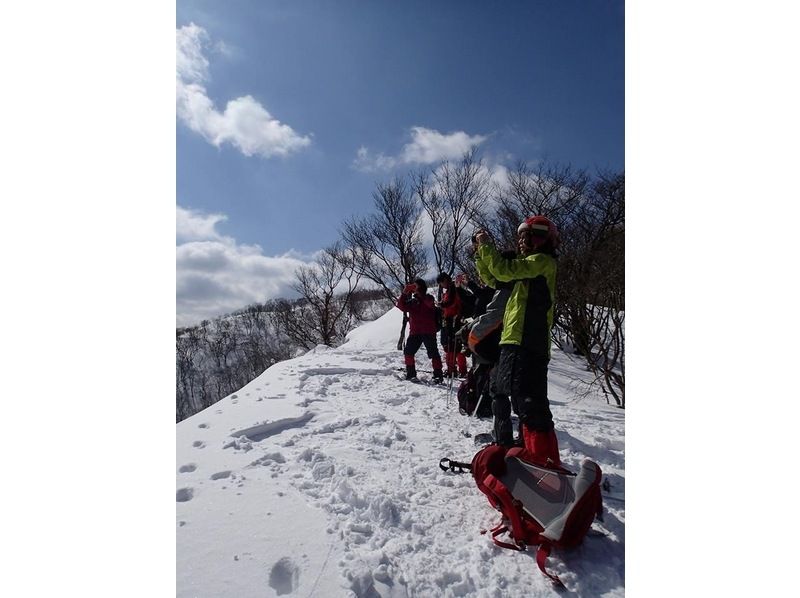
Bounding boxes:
491 392 516 446
404 333 441 360
403 334 442 378
440 318 463 355
493 344 553 432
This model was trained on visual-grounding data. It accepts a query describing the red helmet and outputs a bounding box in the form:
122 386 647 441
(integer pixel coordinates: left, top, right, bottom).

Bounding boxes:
517 215 560 250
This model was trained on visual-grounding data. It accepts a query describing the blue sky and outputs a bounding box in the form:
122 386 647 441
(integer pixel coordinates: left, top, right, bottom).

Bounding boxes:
176 0 624 326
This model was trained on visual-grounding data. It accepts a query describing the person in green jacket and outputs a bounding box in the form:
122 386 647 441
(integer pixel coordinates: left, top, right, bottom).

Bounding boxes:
474 215 561 467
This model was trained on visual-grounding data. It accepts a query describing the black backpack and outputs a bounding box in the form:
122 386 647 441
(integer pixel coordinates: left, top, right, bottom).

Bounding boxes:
457 365 493 417
456 287 476 319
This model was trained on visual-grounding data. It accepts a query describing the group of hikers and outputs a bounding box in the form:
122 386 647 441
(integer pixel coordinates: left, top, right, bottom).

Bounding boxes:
397 215 609 585
395 215 562 468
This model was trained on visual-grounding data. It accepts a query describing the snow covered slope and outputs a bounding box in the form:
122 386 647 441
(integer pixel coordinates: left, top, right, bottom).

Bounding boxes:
177 308 625 597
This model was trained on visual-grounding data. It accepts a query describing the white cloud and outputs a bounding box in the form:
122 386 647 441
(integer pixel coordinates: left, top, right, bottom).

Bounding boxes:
402 127 487 163
176 23 311 159
354 127 487 172
176 205 313 327
352 146 398 172
176 23 209 83
486 163 510 192
176 205 227 242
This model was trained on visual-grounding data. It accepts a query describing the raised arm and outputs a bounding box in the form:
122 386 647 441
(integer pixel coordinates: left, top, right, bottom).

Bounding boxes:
477 243 555 282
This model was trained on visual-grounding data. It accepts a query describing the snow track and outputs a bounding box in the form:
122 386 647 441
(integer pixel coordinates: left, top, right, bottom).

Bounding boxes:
177 310 624 597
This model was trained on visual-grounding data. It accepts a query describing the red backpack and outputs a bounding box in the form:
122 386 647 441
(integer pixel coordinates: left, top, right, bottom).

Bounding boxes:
441 444 603 587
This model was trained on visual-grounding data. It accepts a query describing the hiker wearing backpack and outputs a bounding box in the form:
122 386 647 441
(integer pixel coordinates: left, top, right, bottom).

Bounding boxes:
395 279 445 383
468 278 495 321
449 246 516 428
468 248 518 363
474 216 561 467
464 248 517 442
453 273 479 318
436 272 468 378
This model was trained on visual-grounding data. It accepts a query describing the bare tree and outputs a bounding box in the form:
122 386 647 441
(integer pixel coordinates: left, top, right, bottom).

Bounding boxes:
487 161 590 249
176 321 218 421
415 149 493 278
296 242 362 346
235 304 282 381
270 243 363 350
342 177 428 303
555 171 625 406
202 317 238 399
268 299 319 351
341 177 429 350
176 327 202 421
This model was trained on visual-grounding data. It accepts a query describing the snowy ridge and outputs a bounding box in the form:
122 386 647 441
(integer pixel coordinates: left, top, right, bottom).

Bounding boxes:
177 308 625 597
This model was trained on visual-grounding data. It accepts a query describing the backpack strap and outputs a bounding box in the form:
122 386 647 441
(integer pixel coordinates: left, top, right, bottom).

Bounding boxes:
482 514 566 588
487 523 524 551
535 543 565 588
485 473 566 587
483 474 527 546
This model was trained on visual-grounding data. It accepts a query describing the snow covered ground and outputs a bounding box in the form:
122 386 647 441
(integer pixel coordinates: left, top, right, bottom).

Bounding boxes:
176 308 625 597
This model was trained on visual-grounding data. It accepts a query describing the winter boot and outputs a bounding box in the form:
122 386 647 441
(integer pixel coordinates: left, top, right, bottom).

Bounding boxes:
492 395 515 447
404 360 417 381
456 352 468 378
521 425 561 468
444 351 456 376
513 420 524 447
430 356 444 382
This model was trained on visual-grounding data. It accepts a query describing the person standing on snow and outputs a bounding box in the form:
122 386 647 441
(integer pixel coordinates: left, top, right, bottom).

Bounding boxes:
468 245 517 444
460 273 494 322
436 272 468 378
395 279 444 383
474 216 561 467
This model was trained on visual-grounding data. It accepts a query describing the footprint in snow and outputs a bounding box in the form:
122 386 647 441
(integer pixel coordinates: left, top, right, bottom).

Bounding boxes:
197 423 209 429
192 441 205 448
268 557 300 596
211 470 232 480
178 463 197 473
176 488 194 502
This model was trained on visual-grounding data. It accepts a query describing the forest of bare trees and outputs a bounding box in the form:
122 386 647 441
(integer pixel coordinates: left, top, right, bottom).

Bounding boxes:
177 152 625 421
176 290 390 422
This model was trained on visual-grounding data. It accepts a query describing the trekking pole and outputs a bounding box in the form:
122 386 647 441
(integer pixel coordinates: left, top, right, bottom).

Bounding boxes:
397 312 408 351
446 317 456 407
447 371 455 407
471 389 486 420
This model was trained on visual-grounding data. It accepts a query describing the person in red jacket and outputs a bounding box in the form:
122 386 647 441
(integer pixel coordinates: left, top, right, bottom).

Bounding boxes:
395 278 444 382
436 272 468 378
